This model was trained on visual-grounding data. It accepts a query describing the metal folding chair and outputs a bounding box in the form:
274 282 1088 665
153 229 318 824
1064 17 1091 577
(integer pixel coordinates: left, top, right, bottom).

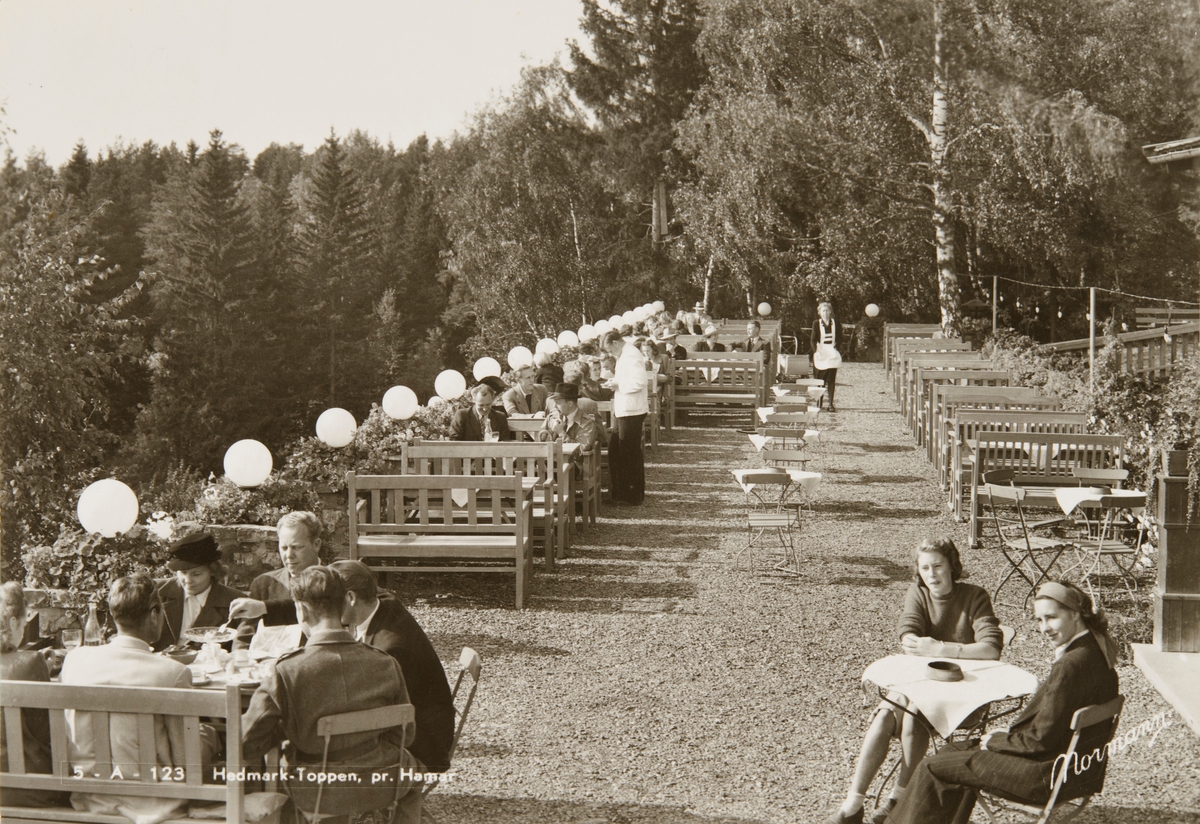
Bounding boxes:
1068 494 1145 605
978 696 1124 824
735 470 801 575
983 483 1072 609
421 648 482 824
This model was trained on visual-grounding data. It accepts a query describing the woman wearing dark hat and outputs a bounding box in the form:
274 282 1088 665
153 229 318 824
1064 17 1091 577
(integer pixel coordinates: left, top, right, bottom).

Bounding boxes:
449 376 511 441
885 581 1119 824
153 532 245 651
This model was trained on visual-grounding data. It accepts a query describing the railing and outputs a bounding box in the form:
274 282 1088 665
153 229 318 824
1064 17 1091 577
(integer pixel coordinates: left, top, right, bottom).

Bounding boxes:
1046 322 1198 378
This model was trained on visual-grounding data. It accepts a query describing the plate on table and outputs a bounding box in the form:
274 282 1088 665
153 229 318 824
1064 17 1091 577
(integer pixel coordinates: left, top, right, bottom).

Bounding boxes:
182 626 238 645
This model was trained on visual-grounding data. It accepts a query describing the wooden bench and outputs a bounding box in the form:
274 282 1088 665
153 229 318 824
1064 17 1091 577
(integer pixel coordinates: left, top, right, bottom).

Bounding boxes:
1 681 250 824
901 354 992 435
400 441 567 566
671 351 766 424
915 368 1011 451
1136 307 1199 328
885 323 946 380
947 409 1086 518
966 433 1125 542
930 387 1060 488
348 471 535 609
891 338 972 400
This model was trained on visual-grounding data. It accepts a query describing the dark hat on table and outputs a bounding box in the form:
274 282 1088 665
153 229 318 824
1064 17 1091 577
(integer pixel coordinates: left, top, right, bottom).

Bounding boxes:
477 376 508 394
167 532 221 570
549 382 579 402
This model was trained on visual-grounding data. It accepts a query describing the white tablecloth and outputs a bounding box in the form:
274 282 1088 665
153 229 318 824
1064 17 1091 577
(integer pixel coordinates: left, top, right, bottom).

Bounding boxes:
1054 487 1146 516
749 432 819 451
862 655 1038 737
732 468 821 495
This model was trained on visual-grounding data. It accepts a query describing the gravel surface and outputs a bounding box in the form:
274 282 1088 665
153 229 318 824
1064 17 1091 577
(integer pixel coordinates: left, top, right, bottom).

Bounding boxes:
382 363 1200 824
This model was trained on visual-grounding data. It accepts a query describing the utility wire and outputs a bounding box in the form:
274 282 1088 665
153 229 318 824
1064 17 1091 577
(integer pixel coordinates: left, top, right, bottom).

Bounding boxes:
981 274 1199 307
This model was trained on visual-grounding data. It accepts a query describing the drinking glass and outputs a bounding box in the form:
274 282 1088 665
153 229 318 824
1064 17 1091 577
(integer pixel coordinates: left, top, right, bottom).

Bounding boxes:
62 629 82 651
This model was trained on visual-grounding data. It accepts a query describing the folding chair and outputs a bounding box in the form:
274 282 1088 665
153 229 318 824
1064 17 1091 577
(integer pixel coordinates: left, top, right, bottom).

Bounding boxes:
300 703 416 824
1068 494 1145 605
978 696 1124 824
734 470 801 575
422 648 482 819
984 483 1072 609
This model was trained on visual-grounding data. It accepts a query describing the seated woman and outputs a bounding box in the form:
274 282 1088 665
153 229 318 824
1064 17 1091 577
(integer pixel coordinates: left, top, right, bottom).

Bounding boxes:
0 581 71 808
887 581 1119 824
640 338 671 391
828 538 1002 824
449 378 511 441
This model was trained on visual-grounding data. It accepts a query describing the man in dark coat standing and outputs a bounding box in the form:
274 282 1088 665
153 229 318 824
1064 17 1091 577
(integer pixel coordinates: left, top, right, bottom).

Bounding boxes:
331 561 456 773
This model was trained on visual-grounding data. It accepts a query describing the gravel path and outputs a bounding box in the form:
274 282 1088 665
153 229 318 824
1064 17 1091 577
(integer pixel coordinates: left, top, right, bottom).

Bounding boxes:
386 363 1200 824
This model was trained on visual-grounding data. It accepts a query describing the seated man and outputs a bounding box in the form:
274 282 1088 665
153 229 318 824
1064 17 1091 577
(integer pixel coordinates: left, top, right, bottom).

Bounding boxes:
693 325 726 352
561 361 608 447
542 383 599 468
503 365 549 415
231 511 325 647
330 560 455 773
154 531 244 651
533 351 564 392
242 567 421 824
449 377 511 441
61 574 217 823
743 319 772 358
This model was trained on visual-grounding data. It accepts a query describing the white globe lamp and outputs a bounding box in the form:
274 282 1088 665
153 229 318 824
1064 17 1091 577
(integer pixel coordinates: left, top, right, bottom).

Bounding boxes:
434 370 467 401
558 330 579 348
223 440 274 488
757 302 772 317
316 408 357 448
382 386 419 420
507 346 534 370
77 479 139 538
866 303 880 318
472 357 502 380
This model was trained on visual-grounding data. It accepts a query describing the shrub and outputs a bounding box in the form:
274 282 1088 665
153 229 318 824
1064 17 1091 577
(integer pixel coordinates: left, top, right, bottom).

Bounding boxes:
21 524 173 608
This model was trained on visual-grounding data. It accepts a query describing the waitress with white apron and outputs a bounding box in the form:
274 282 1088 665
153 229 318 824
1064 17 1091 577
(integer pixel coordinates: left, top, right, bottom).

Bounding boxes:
810 301 842 412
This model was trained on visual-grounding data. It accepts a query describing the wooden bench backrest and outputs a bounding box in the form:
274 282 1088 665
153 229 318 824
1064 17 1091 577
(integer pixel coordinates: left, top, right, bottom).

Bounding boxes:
401 442 559 488
899 352 985 402
884 324 945 371
672 352 764 396
349 471 526 535
971 433 1124 482
1 680 244 818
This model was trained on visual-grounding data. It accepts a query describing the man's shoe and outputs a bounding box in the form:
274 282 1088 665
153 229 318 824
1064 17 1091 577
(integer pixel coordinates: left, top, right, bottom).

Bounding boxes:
823 808 863 824
867 798 896 824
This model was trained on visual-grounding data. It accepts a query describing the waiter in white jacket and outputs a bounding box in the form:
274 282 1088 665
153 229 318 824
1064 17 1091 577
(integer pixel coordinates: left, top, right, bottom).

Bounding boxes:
600 329 649 505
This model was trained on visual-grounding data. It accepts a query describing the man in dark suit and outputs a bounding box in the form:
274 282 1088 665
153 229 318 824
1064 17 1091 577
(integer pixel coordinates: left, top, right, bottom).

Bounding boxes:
885 584 1119 824
502 365 549 415
242 567 422 824
693 325 726 352
743 320 772 358
230 511 325 648
154 532 244 651
450 377 511 441
331 561 455 773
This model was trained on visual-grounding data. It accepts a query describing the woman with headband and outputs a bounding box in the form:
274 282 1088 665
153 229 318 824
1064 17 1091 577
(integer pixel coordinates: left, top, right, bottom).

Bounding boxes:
886 581 1119 824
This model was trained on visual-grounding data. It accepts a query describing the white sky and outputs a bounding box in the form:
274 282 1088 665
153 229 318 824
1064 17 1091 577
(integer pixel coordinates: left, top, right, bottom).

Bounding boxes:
0 0 586 164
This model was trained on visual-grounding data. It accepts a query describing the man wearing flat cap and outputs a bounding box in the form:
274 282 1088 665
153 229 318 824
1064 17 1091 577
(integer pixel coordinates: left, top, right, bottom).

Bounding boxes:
153 532 244 651
542 383 598 461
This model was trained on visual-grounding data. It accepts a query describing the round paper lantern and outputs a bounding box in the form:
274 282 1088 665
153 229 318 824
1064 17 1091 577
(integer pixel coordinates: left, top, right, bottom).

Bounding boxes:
558 330 579 348
507 346 534 370
223 439 273 488
577 324 597 342
316 408 357 448
428 396 446 408
652 300 665 313
757 302 772 317
594 319 613 335
535 337 559 356
865 303 880 318
382 386 419 420
77 479 139 538
472 357 502 380
434 370 467 401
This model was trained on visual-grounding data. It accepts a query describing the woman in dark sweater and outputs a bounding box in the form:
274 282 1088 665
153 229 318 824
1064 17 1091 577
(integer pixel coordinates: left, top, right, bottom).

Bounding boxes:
826 538 1002 824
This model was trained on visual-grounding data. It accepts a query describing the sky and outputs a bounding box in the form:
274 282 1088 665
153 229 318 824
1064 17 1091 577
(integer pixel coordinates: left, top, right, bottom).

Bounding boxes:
0 0 587 165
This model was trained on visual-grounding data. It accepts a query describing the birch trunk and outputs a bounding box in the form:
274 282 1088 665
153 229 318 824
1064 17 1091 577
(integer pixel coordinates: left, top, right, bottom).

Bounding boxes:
702 254 713 313
930 0 960 338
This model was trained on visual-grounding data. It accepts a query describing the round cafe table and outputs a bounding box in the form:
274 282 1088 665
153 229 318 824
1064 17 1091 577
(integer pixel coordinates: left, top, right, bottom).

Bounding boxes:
862 654 1038 738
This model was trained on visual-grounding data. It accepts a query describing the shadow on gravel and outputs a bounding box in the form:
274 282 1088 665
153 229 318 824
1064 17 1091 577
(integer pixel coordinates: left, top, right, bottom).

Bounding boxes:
428 632 571 659
814 501 938 521
422 795 772 824
840 442 918 453
839 555 911 581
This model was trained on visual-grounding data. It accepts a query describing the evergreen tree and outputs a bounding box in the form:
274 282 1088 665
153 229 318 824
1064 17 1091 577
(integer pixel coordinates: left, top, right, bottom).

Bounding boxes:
292 131 379 412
